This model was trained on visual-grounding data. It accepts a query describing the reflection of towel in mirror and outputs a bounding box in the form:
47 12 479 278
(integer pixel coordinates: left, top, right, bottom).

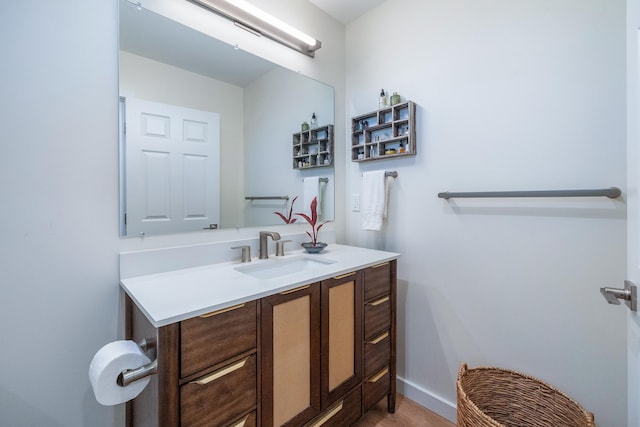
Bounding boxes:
362 171 390 231
303 177 321 216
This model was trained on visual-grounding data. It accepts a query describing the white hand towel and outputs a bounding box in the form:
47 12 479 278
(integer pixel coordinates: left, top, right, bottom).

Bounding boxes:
362 171 389 231
303 177 321 216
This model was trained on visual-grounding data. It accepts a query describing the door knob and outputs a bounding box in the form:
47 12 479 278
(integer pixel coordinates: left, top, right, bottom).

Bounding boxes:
600 280 637 311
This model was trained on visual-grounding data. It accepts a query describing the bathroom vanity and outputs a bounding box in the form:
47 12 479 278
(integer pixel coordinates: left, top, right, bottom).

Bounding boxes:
121 244 398 427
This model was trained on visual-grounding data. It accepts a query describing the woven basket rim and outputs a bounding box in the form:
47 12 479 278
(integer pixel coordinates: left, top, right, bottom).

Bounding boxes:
457 363 595 426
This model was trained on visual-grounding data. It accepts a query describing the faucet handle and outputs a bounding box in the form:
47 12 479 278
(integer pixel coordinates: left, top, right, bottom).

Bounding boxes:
231 245 251 263
275 240 292 257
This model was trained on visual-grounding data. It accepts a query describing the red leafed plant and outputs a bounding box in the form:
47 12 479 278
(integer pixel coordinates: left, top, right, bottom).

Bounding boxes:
295 196 330 246
273 196 298 224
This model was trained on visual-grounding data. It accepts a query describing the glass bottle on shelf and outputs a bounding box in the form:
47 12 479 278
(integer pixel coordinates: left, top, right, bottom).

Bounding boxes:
379 89 387 109
310 113 317 129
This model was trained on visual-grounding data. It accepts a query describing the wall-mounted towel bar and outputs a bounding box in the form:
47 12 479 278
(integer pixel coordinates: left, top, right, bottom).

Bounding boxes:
302 177 329 183
245 196 290 201
437 187 621 200
386 171 398 178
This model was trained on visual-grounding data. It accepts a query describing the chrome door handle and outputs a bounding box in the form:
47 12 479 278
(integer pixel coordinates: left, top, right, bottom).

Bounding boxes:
600 281 637 311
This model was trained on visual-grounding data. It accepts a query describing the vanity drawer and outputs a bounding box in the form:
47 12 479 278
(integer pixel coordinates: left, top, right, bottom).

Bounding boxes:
181 354 257 427
181 301 257 378
303 386 361 427
363 263 391 301
362 366 391 413
364 294 391 340
364 330 390 378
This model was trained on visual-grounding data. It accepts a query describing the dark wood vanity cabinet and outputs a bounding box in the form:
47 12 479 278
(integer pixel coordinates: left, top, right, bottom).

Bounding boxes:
125 300 258 427
125 259 396 427
362 262 396 413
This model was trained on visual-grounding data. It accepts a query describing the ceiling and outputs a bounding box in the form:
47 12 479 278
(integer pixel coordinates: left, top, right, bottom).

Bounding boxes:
308 0 386 24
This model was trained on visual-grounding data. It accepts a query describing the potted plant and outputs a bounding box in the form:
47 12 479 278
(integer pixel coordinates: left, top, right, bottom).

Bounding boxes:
295 196 330 253
273 196 298 224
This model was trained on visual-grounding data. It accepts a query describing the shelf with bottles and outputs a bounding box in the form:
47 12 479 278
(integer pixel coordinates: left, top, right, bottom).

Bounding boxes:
293 124 334 169
351 101 416 162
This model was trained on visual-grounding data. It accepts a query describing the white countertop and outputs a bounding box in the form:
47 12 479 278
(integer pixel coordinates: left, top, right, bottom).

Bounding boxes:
120 244 399 328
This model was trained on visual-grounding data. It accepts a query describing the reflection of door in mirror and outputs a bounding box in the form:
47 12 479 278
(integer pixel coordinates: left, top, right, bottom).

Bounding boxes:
123 97 220 236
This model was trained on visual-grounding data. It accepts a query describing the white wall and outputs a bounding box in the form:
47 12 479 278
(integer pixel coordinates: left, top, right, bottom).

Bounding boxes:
628 1 640 426
345 0 627 425
0 0 344 426
0 1 122 426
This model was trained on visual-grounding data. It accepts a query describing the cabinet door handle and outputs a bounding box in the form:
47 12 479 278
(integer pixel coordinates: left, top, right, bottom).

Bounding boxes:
229 415 249 427
367 367 389 383
279 284 310 295
367 295 390 306
372 262 389 269
190 357 248 385
309 401 343 427
367 331 389 345
333 272 356 280
199 303 245 318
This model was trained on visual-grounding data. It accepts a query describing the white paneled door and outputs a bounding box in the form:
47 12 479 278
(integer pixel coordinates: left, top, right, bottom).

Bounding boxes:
124 97 220 236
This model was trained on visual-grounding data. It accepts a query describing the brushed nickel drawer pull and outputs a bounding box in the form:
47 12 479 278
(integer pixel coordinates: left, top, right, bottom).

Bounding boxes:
367 367 389 383
309 401 344 427
229 415 249 427
279 284 310 295
199 303 245 318
372 262 389 268
191 357 248 385
367 331 389 345
333 272 356 280
367 295 390 306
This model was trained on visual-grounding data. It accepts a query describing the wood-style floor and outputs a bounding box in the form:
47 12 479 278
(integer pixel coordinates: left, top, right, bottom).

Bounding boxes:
354 394 455 427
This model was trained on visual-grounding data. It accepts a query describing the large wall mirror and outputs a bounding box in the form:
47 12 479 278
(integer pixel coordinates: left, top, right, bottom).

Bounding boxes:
119 0 335 237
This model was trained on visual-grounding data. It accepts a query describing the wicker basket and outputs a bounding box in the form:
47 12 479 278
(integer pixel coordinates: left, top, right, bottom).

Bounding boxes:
457 364 595 427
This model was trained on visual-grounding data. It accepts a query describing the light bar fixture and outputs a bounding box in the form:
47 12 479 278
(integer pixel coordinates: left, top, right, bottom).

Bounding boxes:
189 0 322 57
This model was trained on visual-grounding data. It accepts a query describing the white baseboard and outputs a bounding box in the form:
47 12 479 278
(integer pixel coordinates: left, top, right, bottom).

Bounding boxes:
396 376 457 423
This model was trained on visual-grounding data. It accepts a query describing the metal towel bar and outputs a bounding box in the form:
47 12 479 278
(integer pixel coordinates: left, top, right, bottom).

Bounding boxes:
245 196 289 201
437 187 621 200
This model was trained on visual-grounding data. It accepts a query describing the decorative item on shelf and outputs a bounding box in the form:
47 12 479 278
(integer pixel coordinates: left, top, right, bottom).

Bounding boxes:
295 196 330 253
273 196 298 224
379 89 388 109
301 121 309 131
310 112 317 129
390 92 401 105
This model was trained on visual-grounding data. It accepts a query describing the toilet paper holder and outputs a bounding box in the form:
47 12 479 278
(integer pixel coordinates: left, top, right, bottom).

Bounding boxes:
117 338 158 387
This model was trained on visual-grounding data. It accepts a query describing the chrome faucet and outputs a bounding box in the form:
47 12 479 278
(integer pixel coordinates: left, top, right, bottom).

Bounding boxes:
259 231 281 259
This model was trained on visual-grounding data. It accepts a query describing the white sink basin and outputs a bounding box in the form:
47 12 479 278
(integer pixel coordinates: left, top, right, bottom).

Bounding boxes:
235 256 337 280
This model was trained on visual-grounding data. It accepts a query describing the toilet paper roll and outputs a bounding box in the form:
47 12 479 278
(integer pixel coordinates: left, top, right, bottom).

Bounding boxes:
89 340 151 406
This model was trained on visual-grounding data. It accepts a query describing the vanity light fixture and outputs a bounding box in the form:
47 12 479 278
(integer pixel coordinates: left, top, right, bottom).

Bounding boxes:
188 0 322 57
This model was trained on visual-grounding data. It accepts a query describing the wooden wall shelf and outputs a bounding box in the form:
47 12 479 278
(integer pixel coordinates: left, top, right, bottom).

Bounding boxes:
351 101 416 162
293 124 334 169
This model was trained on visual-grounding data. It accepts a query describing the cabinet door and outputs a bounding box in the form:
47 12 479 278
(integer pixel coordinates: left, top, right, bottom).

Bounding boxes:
261 284 321 427
320 271 363 408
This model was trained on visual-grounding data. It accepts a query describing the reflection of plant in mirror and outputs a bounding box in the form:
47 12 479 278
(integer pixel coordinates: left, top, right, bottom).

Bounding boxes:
273 196 298 224
295 197 330 246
